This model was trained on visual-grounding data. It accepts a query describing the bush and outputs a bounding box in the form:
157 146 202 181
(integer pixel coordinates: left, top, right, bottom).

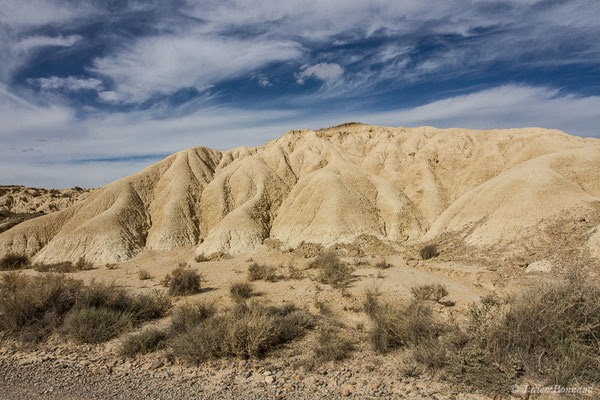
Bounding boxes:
366 295 445 354
75 258 94 270
163 264 202 296
119 327 168 357
34 261 78 273
411 283 448 302
171 301 218 333
170 301 313 364
247 262 277 282
229 282 255 303
137 269 152 280
0 273 82 341
194 254 209 263
310 251 353 288
374 261 392 269
62 306 133 343
62 283 170 344
457 270 600 389
0 254 30 271
420 245 439 260
0 273 171 344
313 325 354 362
287 263 304 280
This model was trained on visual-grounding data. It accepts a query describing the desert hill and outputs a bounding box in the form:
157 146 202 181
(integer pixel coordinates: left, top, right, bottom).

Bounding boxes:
0 185 93 234
1 124 599 265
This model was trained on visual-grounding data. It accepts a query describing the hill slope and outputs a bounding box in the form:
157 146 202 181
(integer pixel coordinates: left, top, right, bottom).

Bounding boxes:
1 124 599 264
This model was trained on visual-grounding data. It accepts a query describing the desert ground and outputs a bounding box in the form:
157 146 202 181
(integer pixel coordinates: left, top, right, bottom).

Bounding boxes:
1 124 599 399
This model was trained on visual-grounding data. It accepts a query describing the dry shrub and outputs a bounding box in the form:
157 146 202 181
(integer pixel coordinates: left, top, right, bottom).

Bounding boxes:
365 294 446 354
34 261 78 273
0 272 171 343
163 263 202 296
287 263 304 280
105 263 118 270
247 262 277 282
420 244 439 260
194 254 209 263
229 281 255 303
0 273 82 341
62 283 171 343
170 301 313 364
75 257 94 270
0 254 30 271
313 325 355 362
411 283 448 302
62 307 133 343
119 327 168 357
449 270 600 391
310 251 353 288
137 269 152 280
374 261 392 269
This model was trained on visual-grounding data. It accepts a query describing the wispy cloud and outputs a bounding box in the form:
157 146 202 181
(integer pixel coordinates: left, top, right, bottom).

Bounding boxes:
296 63 343 85
30 76 103 92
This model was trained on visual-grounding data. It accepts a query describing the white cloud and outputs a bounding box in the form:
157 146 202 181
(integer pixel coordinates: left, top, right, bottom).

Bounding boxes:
1 84 599 188
296 63 343 85
92 31 301 103
31 76 103 91
13 34 82 52
359 85 600 137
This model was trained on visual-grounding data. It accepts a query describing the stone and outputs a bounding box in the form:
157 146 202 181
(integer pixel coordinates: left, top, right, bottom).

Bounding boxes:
149 360 164 370
265 375 275 384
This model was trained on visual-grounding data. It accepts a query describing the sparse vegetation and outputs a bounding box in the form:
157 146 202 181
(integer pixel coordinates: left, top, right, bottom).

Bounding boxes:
313 325 355 361
194 254 209 263
247 262 277 282
0 253 30 270
420 244 439 260
229 281 255 302
162 263 202 296
170 301 314 364
374 261 392 269
119 327 168 357
137 269 152 280
411 283 448 302
364 294 446 354
75 257 94 270
310 251 353 288
0 273 170 343
106 263 118 270
287 263 304 280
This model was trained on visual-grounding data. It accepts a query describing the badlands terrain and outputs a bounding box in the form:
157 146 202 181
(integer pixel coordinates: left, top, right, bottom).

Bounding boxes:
0 123 599 399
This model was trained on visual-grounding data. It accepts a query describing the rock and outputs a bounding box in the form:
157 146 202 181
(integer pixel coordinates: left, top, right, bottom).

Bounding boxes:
339 386 352 396
265 375 275 384
149 360 164 370
525 260 552 274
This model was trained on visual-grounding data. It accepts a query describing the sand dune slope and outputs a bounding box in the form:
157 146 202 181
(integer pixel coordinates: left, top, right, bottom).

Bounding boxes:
1 124 599 263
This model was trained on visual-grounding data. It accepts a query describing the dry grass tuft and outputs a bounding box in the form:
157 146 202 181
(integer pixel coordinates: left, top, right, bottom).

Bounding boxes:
0 254 30 271
420 244 439 260
247 262 277 282
313 325 355 362
310 251 353 288
411 283 448 302
162 263 202 296
229 281 255 303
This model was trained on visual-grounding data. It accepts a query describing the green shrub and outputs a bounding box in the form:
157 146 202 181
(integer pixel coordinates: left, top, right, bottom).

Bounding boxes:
420 245 439 260
163 264 202 296
119 327 168 357
247 262 277 282
0 254 30 271
411 283 448 302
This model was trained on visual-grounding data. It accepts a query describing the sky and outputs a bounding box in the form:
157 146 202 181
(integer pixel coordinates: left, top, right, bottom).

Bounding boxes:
1 0 599 188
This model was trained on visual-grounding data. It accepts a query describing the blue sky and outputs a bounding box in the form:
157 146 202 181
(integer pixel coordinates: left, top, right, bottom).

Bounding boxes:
1 0 599 188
